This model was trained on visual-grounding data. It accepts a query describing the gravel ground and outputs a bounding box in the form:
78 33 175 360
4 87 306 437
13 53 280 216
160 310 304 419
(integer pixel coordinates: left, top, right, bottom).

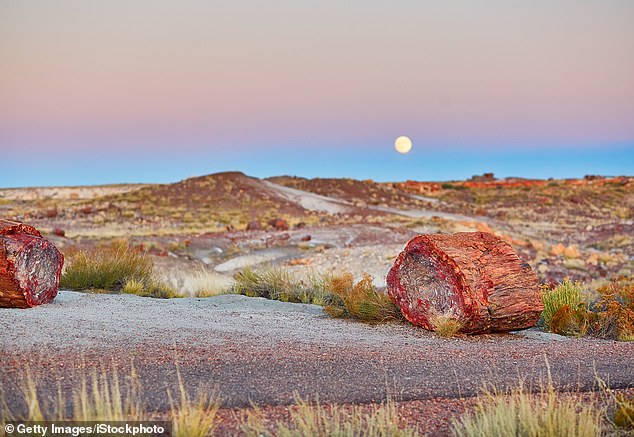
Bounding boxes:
1 291 633 433
283 244 405 288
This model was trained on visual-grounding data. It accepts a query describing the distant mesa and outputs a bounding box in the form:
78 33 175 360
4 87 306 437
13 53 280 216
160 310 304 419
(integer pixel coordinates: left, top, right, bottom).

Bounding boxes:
470 173 496 182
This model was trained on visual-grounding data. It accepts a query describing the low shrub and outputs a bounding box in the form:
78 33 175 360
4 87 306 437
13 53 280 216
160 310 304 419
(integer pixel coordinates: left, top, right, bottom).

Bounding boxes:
539 277 634 341
594 276 634 341
548 303 590 336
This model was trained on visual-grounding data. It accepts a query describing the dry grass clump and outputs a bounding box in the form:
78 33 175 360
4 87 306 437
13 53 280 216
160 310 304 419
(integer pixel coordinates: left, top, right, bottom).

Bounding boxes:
614 394 634 429
73 369 143 421
188 269 233 298
240 396 420 437
428 309 463 338
541 277 634 341
593 276 634 341
61 241 181 298
324 273 402 324
452 380 603 437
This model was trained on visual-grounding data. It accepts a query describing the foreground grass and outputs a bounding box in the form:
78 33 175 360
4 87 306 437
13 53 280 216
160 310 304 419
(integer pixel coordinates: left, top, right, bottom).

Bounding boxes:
2 368 143 423
61 241 181 298
2 366 632 436
241 397 420 437
1 367 218 437
452 381 603 437
1 367 418 436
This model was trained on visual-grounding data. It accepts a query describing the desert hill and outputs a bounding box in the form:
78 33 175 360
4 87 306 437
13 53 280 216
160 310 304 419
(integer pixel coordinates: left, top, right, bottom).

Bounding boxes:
0 171 632 284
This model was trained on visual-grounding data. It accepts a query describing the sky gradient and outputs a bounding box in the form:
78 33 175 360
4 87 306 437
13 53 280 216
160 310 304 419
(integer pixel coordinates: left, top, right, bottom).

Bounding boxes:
1 0 632 187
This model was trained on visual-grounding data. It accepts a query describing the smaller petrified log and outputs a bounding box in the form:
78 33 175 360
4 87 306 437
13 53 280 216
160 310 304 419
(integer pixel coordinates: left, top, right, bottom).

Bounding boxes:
387 232 542 333
0 219 64 308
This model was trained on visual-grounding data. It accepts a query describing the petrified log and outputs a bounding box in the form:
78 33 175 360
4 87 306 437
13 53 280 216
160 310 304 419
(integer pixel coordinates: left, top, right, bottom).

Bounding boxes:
387 232 542 333
0 219 64 308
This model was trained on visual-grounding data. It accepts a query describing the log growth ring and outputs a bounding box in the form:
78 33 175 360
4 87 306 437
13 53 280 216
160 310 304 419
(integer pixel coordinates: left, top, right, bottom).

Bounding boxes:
0 220 64 308
13 234 63 306
387 235 485 330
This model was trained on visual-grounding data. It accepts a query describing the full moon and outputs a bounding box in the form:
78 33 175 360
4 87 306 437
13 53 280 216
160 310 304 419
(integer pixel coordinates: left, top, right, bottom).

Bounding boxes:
394 136 413 154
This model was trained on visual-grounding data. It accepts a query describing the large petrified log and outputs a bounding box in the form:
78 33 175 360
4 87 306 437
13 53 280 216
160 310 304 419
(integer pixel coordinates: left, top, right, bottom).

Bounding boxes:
387 232 542 333
0 219 64 308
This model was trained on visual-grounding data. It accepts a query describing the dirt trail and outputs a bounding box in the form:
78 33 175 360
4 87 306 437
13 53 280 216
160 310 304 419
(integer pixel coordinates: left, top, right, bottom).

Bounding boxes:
1 291 632 415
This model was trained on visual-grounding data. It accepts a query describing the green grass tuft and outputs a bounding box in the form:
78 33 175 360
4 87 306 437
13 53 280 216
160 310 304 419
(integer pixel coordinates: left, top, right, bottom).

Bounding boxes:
61 241 153 291
61 241 181 298
541 279 586 334
233 267 334 305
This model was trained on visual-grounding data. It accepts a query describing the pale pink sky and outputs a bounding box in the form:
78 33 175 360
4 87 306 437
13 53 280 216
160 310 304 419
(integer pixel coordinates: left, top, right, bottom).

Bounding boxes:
0 1 632 185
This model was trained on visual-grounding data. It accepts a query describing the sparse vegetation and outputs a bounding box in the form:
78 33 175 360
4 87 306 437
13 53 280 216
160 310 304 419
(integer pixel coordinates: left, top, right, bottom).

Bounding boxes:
324 273 403 324
241 396 420 437
233 268 402 324
169 370 219 437
161 267 233 298
61 241 181 298
61 241 152 291
2 366 217 435
614 394 634 429
2 367 142 422
452 379 603 437
428 309 463 337
4 367 632 436
540 277 634 341
541 279 588 336
441 183 468 190
233 267 333 305
593 276 634 341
